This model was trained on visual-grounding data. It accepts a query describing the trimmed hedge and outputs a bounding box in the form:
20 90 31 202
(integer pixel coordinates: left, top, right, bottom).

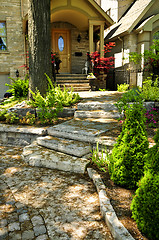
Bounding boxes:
131 129 159 239
131 171 159 240
109 101 149 189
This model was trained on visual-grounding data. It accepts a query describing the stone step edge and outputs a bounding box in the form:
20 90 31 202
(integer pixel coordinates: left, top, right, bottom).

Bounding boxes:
37 136 91 157
87 168 135 240
22 142 90 174
0 124 47 136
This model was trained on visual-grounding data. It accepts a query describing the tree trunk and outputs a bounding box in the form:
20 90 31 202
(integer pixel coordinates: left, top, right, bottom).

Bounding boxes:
28 0 52 97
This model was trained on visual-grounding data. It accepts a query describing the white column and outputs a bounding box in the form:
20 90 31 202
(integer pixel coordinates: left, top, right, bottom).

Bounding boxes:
100 24 104 57
89 22 94 54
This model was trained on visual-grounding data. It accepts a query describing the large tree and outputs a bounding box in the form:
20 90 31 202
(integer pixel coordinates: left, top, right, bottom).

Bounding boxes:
28 0 52 97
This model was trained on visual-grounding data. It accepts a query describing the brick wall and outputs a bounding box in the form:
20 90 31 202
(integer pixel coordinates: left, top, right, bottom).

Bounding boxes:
0 0 25 79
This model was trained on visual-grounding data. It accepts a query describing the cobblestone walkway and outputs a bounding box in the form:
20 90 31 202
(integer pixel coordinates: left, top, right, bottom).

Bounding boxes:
0 145 113 240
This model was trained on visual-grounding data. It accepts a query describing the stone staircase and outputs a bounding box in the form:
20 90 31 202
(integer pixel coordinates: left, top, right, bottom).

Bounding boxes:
22 93 122 174
56 74 91 91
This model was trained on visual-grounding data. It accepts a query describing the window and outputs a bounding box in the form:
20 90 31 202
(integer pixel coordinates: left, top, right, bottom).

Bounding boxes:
0 22 7 51
58 36 64 52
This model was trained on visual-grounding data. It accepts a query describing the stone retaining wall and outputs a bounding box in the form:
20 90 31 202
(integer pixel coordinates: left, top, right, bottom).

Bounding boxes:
0 124 47 146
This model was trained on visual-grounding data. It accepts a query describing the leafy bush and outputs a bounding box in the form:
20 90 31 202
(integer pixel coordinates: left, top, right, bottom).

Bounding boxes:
20 112 36 125
131 130 159 239
28 74 80 124
141 75 159 101
115 88 142 114
130 39 159 76
144 129 159 175
4 112 19 124
109 101 149 189
117 83 129 92
0 109 7 121
131 171 159 240
5 75 29 99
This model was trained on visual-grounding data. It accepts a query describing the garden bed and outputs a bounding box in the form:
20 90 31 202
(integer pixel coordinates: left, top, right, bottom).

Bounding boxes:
96 124 158 240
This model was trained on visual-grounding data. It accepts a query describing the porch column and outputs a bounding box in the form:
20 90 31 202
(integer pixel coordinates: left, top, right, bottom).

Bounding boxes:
89 22 94 54
100 23 104 57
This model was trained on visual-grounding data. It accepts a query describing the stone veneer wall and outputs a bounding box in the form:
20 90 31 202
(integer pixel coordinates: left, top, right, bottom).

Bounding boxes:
51 22 89 74
0 0 26 79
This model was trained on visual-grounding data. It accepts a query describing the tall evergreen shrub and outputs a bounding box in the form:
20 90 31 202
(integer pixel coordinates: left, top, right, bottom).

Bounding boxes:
109 100 149 189
131 130 159 240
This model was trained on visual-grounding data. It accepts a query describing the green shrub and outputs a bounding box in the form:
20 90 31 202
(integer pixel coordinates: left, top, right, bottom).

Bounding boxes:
28 74 80 124
20 112 36 125
131 171 159 240
4 112 19 124
29 87 62 124
115 88 142 114
109 101 149 189
144 129 159 175
141 75 159 101
0 109 7 121
131 130 159 239
117 83 129 92
5 75 29 99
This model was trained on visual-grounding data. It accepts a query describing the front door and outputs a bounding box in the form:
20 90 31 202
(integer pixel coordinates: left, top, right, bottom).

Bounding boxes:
52 29 71 73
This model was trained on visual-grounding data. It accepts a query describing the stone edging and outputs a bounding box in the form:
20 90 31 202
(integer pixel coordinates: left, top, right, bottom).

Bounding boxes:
87 168 135 240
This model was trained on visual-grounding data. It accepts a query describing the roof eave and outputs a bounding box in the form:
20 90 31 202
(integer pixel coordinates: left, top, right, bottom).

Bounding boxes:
128 0 155 33
87 0 114 26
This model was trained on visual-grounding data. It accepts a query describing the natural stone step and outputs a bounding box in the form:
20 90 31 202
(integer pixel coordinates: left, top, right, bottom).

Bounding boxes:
47 119 118 143
77 102 118 111
60 83 90 87
58 86 91 92
37 136 91 157
56 79 89 83
22 142 90 174
74 110 121 119
56 74 87 78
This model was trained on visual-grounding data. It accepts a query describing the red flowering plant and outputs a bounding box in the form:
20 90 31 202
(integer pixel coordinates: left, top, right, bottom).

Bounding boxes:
89 42 115 76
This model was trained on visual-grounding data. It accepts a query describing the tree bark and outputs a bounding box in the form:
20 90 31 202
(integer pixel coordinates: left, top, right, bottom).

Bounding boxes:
28 0 52 97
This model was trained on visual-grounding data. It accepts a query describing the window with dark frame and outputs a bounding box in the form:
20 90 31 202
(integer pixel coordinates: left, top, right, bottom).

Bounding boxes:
0 22 7 51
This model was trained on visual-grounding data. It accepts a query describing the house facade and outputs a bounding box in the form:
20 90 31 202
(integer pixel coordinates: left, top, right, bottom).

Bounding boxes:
104 0 159 89
0 0 113 98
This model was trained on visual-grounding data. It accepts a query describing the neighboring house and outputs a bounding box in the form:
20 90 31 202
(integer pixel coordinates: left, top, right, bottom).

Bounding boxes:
104 0 159 89
0 0 113 98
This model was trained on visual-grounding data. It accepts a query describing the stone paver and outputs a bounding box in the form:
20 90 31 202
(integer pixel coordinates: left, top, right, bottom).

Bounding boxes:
0 146 114 240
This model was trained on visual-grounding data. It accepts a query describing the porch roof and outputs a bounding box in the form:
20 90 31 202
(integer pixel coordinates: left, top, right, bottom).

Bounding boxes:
51 0 114 31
